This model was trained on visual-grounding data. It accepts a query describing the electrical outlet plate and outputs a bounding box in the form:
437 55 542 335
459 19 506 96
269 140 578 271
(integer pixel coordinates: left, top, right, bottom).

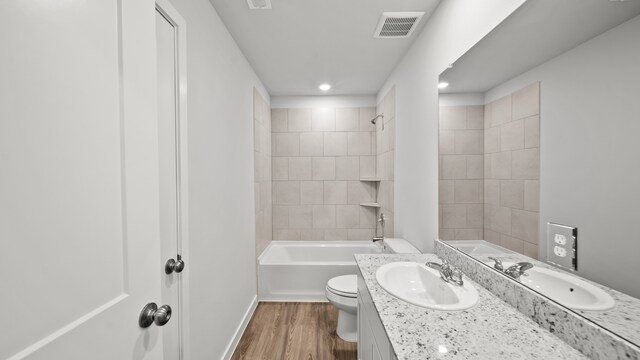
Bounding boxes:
547 223 577 271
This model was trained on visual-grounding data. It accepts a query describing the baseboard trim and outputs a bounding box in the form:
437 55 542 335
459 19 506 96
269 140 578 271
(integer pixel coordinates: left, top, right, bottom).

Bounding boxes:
222 295 258 360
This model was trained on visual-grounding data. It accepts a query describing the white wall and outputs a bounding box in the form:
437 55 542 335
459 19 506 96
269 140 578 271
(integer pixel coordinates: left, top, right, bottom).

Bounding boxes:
439 93 485 107
271 95 376 108
377 0 526 252
484 15 640 298
165 0 269 358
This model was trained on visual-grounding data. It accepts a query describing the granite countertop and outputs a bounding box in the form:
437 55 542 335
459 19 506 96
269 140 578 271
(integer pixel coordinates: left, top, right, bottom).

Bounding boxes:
470 251 640 347
355 253 588 360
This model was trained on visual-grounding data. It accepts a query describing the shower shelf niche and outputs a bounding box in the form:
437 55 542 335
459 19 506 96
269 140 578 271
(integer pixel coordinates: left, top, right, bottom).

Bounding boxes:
360 202 381 208
359 178 381 182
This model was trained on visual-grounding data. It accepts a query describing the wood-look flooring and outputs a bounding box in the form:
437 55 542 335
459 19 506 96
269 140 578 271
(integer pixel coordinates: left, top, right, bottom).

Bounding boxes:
231 302 357 360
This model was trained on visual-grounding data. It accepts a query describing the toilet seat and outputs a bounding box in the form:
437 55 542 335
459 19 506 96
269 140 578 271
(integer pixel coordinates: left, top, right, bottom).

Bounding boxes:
327 275 357 298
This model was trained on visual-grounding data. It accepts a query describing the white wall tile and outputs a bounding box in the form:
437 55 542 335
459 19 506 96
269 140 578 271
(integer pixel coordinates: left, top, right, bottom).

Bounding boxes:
347 132 372 155
491 95 512 126
273 205 288 228
466 204 483 228
454 180 482 203
500 234 524 253
484 179 500 205
336 205 360 228
271 108 287 132
275 181 300 204
439 106 467 129
312 157 336 180
347 181 373 204
287 108 312 132
455 130 483 154
300 229 325 241
439 180 454 204
359 206 377 228
336 156 359 180
348 229 373 240
274 229 300 240
323 132 347 156
324 181 347 204
511 148 539 179
491 151 512 179
500 180 524 209
288 205 312 228
484 103 492 130
336 108 359 132
441 155 466 179
288 157 311 180
466 155 483 179
524 115 540 149
359 107 376 132
313 205 336 228
441 204 467 228
359 156 376 179
324 229 348 240
439 130 455 154
524 180 539 212
500 119 524 151
311 108 336 132
299 132 324 156
484 126 501 154
274 133 299 156
511 209 539 244
466 105 484 129
454 229 483 240
300 181 323 204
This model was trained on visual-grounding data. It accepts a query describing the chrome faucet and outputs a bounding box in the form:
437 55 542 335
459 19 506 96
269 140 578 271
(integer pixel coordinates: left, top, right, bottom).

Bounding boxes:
488 257 533 280
372 213 385 243
488 257 504 271
504 262 534 280
426 260 464 286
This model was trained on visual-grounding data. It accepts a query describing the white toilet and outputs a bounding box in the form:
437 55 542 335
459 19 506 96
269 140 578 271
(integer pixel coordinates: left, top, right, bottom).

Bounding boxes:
325 274 358 342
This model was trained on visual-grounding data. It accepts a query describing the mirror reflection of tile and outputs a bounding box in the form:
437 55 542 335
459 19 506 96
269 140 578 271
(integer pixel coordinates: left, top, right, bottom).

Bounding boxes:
439 82 540 259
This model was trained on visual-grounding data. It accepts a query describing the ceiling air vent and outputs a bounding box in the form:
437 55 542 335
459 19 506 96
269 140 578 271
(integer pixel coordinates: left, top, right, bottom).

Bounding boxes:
247 0 271 10
374 12 424 38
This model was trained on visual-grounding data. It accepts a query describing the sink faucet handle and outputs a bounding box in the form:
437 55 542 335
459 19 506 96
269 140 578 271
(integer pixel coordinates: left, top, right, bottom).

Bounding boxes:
488 257 503 271
452 268 463 285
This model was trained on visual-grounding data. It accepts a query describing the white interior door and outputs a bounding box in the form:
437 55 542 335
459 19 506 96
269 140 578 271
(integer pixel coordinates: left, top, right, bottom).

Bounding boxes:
155 1 189 359
1 1 166 359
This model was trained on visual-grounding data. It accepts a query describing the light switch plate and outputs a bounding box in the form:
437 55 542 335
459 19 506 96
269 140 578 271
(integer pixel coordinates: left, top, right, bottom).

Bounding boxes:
547 223 577 271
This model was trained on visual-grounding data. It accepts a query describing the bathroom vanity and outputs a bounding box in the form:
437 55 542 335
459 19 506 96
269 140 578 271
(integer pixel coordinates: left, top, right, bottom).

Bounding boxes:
355 253 587 359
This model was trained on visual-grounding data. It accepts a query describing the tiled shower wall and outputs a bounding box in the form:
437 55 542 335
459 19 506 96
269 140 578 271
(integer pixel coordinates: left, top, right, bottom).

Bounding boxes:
254 89 272 256
484 83 540 258
376 87 396 236
438 105 485 240
271 106 379 240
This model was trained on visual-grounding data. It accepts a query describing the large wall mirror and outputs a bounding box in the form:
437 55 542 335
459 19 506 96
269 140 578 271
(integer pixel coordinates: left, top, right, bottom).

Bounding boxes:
437 0 640 347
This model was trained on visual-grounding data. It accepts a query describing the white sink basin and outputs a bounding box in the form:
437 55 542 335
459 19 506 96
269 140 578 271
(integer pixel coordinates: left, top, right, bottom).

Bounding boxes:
376 261 479 311
491 262 615 311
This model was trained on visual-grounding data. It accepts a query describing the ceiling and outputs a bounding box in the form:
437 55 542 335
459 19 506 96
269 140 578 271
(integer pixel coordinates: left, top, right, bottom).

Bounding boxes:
439 0 640 94
209 0 441 96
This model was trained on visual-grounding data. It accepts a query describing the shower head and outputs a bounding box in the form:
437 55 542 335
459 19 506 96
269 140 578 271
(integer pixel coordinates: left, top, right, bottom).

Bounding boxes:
371 114 384 125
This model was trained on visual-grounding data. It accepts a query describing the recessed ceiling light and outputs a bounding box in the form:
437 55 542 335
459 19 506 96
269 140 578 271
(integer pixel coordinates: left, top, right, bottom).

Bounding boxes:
438 82 449 89
319 84 331 91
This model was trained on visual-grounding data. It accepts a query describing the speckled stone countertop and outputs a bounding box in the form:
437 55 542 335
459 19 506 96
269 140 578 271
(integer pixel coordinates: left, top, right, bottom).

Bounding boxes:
355 253 587 360
470 251 640 346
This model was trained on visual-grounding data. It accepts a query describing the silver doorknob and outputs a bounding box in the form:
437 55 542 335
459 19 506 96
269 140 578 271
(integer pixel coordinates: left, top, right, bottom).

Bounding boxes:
139 303 172 328
165 257 185 274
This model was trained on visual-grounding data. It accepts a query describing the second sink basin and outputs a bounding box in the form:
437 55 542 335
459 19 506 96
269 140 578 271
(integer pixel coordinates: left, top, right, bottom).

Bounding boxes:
491 262 615 311
376 261 479 311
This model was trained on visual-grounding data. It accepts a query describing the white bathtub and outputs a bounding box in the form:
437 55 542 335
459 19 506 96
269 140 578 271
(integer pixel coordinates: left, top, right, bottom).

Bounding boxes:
258 239 419 301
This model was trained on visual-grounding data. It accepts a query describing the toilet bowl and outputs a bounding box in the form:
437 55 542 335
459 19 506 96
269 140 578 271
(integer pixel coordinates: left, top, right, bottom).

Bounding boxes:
325 274 358 342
